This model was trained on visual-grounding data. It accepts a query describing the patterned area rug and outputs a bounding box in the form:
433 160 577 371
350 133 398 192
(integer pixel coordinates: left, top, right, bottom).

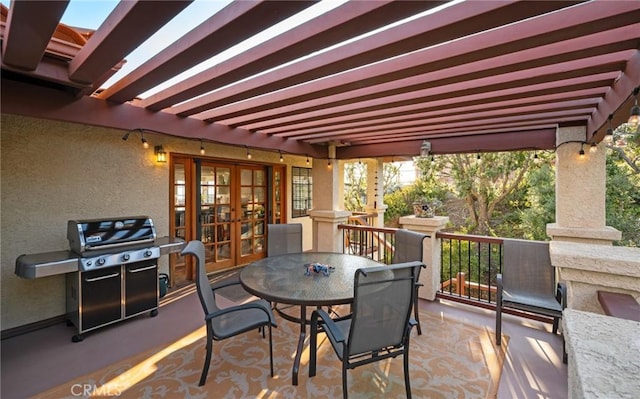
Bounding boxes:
33 309 507 399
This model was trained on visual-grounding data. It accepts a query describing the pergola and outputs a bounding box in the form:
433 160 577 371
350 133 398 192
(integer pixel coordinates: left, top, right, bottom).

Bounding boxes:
2 0 639 160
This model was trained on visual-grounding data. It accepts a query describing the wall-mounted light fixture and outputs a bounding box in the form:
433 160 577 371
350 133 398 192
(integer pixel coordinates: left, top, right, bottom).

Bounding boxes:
246 146 251 159
279 150 284 162
154 145 167 163
628 87 640 129
420 140 431 157
306 155 310 165
200 139 205 155
327 158 332 168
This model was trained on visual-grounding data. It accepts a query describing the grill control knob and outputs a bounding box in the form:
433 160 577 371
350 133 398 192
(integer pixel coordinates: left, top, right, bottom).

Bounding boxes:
96 258 106 266
144 250 153 258
122 254 130 262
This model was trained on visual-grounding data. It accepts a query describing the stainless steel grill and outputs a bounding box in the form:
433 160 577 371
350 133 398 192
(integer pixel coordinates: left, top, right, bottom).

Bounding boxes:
15 216 184 342
67 216 160 271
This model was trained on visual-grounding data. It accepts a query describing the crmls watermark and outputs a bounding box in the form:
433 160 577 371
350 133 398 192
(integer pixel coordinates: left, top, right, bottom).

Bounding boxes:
71 383 122 397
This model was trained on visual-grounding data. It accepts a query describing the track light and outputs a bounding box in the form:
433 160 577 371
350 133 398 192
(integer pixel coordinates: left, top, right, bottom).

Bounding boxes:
629 87 640 128
604 114 614 144
200 139 205 155
141 133 149 149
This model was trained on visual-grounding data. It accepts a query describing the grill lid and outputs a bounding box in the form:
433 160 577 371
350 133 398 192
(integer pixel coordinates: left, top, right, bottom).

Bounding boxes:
67 216 156 254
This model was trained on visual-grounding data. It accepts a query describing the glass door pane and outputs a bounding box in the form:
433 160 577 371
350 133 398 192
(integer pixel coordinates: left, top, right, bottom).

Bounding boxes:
238 167 266 262
200 164 233 272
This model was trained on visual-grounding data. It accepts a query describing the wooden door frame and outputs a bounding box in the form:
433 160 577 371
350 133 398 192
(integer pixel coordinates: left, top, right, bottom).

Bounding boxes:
168 154 286 284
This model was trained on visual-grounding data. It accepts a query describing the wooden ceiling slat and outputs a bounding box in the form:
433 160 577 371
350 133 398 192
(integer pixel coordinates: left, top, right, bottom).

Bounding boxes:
96 0 315 103
232 24 640 131
169 0 580 117
195 3 640 125
262 53 629 139
290 89 608 138
68 1 190 85
1 0 68 70
139 0 444 111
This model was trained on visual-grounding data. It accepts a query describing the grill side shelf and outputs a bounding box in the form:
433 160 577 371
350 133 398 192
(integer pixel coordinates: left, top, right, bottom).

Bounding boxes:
15 251 79 279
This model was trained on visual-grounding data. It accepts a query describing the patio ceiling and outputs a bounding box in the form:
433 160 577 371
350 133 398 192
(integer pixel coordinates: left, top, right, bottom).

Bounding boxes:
1 0 639 160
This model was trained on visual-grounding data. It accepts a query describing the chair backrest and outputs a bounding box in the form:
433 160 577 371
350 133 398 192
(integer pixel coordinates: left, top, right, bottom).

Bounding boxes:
392 229 427 264
502 239 555 296
182 240 219 316
348 262 421 356
267 223 302 256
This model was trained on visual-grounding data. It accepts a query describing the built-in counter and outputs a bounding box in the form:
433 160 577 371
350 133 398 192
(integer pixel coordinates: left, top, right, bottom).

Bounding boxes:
563 309 640 399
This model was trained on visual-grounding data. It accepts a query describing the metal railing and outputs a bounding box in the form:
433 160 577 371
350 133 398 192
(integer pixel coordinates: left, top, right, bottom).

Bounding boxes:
338 224 553 323
338 223 396 264
436 232 503 309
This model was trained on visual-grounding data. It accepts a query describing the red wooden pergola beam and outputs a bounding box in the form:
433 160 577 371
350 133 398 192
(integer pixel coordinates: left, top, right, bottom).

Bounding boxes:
97 1 315 103
234 24 639 132
139 0 443 111
171 0 575 117
1 0 68 71
196 3 639 126
68 1 190 85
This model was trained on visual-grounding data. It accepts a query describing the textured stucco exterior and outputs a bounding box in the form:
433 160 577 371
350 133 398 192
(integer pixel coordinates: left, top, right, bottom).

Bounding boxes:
1 114 311 331
564 309 640 399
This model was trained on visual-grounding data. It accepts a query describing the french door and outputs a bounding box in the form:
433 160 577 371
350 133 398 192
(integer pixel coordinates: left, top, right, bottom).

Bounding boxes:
170 156 285 286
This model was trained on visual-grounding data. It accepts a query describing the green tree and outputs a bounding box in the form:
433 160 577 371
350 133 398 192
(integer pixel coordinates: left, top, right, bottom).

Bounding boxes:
343 161 367 212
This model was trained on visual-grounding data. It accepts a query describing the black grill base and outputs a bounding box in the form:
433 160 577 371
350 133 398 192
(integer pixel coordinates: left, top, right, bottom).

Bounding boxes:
66 260 159 342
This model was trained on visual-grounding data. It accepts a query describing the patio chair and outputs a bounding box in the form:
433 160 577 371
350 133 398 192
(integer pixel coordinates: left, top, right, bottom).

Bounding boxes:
267 223 303 313
392 229 429 335
267 223 302 256
309 261 422 399
181 240 277 386
495 239 566 347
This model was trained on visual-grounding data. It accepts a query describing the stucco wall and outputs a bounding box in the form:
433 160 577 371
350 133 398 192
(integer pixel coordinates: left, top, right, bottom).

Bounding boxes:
1 114 312 331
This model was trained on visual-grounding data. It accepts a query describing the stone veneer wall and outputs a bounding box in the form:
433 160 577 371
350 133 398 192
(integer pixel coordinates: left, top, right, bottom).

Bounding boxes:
0 114 312 331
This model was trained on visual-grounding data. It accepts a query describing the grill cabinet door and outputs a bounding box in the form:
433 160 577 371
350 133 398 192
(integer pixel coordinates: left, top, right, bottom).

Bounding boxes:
125 260 158 317
81 267 122 330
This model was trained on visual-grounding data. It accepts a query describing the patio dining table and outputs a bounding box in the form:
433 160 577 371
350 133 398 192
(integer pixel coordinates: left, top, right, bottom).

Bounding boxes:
239 252 382 385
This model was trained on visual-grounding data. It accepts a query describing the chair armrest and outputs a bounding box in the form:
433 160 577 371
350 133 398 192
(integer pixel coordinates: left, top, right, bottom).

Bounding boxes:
311 308 346 343
557 282 567 310
210 277 241 292
205 301 277 327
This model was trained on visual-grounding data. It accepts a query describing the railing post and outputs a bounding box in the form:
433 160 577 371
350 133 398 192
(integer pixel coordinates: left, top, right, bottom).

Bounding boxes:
398 215 450 300
456 272 466 296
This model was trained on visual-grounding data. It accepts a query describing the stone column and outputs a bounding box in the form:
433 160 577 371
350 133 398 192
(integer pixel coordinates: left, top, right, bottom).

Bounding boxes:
546 126 630 312
398 215 450 300
309 144 352 252
546 126 621 244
